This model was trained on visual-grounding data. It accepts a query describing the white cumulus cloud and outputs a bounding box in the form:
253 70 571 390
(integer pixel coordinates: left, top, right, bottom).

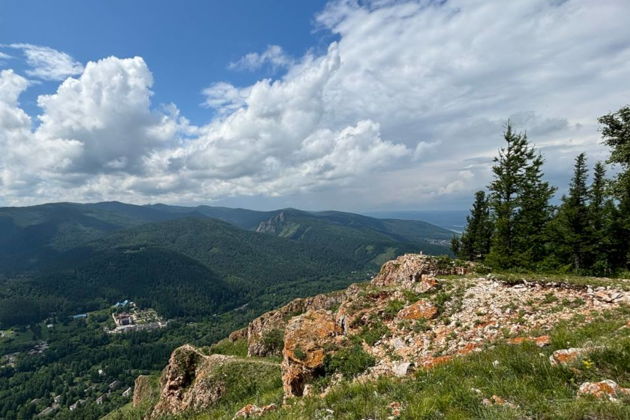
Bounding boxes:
1 0 630 209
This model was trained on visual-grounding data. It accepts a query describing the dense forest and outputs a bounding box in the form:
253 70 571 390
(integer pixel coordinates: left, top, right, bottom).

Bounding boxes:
453 105 630 276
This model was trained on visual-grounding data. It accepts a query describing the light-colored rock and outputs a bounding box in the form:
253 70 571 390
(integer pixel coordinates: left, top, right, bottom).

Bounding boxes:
371 254 471 289
578 380 630 401
549 348 588 366
392 362 412 377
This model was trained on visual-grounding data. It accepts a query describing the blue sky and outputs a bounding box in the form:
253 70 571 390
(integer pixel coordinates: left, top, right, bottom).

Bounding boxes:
1 1 629 211
0 0 332 123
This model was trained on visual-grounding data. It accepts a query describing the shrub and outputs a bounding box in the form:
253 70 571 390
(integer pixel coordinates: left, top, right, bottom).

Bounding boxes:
324 344 375 377
261 328 284 353
356 321 390 346
382 299 405 320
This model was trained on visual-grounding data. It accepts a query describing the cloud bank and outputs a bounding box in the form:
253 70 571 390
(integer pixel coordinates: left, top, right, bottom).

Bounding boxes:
1 0 630 209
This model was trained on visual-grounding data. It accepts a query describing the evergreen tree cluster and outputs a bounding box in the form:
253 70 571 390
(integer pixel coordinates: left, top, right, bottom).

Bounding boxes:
453 106 630 275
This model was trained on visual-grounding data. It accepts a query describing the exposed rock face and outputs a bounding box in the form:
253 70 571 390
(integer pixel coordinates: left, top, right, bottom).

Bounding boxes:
246 292 343 357
132 375 153 408
396 299 437 320
371 253 470 289
255 211 287 234
281 309 341 397
151 345 228 418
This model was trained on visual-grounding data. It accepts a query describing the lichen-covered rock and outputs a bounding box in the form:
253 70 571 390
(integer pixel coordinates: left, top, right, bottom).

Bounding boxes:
282 309 341 398
396 300 437 320
247 292 343 357
371 253 470 289
578 380 630 401
506 335 551 347
549 347 588 366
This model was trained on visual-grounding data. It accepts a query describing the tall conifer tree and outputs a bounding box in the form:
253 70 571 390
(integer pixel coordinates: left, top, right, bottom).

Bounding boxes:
599 106 630 270
555 153 591 272
456 190 493 261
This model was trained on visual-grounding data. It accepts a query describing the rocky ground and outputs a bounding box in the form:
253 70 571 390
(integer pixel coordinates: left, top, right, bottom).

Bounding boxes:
128 254 630 419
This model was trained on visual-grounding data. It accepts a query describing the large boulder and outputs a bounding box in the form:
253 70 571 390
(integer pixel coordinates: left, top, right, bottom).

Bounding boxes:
281 309 342 398
371 254 469 290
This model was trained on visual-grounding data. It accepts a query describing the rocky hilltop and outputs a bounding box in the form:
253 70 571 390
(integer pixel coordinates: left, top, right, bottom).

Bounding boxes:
132 253 630 419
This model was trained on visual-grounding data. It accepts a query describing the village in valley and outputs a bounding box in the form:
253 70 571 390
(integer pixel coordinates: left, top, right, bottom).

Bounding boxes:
0 300 169 417
109 300 168 334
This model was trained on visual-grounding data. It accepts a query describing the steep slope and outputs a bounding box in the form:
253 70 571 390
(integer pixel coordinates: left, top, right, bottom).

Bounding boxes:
128 254 630 420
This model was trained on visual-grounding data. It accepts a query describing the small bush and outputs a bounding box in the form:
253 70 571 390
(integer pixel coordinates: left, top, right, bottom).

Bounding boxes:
324 344 376 377
294 346 307 361
261 328 284 353
383 299 405 320
356 321 390 346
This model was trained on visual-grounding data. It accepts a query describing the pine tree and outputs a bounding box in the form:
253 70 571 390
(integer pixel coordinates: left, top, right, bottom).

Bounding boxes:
598 106 630 271
515 153 556 266
554 153 592 272
486 123 552 268
456 190 493 261
589 162 614 274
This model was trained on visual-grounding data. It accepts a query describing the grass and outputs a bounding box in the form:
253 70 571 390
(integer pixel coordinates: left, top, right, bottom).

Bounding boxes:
493 272 630 291
108 277 630 420
263 306 630 420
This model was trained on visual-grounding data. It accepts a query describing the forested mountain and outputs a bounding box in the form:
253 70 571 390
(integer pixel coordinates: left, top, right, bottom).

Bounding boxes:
0 202 451 274
0 204 452 328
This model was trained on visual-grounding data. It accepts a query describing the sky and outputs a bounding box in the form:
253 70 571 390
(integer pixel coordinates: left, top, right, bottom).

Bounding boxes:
1 0 629 212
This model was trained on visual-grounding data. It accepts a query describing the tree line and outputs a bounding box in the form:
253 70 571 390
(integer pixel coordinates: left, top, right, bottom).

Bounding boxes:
452 105 630 275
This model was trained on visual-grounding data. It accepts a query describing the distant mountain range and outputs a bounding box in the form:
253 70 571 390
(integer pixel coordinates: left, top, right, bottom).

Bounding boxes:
363 210 468 233
0 201 455 327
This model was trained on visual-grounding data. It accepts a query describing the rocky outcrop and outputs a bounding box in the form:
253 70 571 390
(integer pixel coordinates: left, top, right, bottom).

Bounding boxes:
149 345 281 418
255 211 288 234
371 253 471 289
281 309 342 397
132 375 154 408
150 345 228 418
246 292 343 357
143 253 630 413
